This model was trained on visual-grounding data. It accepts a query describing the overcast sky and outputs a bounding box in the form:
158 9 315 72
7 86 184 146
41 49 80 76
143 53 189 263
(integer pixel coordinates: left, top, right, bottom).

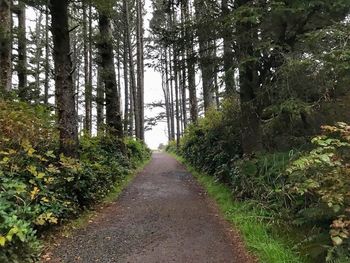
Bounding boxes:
143 0 168 150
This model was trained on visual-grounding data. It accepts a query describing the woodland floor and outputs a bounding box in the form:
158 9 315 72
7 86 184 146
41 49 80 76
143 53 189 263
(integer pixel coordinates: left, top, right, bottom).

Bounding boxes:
44 153 254 263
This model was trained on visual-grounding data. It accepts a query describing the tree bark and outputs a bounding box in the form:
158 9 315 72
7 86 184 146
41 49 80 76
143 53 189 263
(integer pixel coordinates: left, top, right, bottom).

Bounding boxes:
184 0 198 123
194 0 216 112
83 1 92 134
123 0 139 138
44 0 49 104
98 10 123 138
236 0 263 154
136 0 144 140
222 0 236 96
17 1 27 99
50 0 79 157
96 65 104 133
123 31 129 133
0 0 12 93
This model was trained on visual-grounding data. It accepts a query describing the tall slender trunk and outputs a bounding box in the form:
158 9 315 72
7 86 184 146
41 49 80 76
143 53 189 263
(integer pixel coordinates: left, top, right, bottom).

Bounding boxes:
129 74 134 136
0 0 12 92
17 1 27 98
83 1 92 134
174 53 180 147
34 11 43 103
44 1 49 104
184 0 197 123
116 38 122 113
72 33 79 115
180 1 187 129
194 0 216 112
88 0 93 116
222 0 236 96
161 52 171 140
123 32 129 133
96 65 104 133
50 0 79 157
168 48 175 140
124 0 139 138
136 0 144 140
98 10 123 137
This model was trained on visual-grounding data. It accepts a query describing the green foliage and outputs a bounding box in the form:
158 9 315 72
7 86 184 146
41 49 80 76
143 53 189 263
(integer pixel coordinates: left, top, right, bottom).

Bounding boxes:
172 97 350 261
286 122 350 261
0 99 151 262
178 99 242 182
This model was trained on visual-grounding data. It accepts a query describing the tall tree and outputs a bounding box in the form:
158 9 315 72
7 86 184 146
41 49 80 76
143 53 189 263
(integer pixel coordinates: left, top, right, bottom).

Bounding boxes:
16 1 27 99
50 0 79 157
136 0 145 140
97 5 123 137
44 0 50 104
0 0 12 93
194 0 217 112
83 0 92 134
222 0 235 96
236 0 263 154
123 0 139 138
184 0 198 123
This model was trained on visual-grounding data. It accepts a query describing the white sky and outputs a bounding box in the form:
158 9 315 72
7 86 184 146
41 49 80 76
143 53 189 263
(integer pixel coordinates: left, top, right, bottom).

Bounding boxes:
143 0 168 150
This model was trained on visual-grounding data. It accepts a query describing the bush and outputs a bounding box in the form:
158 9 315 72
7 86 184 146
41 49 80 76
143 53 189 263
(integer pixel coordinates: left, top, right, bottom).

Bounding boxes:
0 99 151 262
180 99 241 181
285 122 350 260
171 96 350 261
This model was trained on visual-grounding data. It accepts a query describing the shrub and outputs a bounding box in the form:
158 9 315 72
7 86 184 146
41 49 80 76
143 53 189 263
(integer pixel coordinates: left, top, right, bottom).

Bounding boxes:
286 122 350 260
180 99 241 181
172 95 350 261
0 99 151 262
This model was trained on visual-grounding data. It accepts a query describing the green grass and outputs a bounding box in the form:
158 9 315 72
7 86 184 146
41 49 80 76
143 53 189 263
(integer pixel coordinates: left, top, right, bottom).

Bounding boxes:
170 153 306 263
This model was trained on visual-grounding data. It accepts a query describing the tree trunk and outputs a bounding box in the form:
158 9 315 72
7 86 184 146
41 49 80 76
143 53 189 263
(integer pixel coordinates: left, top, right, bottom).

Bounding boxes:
116 38 122 113
0 0 12 93
123 0 139 138
17 1 27 99
184 0 198 123
98 10 123 138
222 0 236 96
180 1 187 129
44 0 49 104
50 0 79 157
161 51 171 140
194 0 216 112
34 11 43 103
136 0 144 140
96 65 104 133
236 0 263 154
168 48 175 140
83 1 92 134
123 31 129 133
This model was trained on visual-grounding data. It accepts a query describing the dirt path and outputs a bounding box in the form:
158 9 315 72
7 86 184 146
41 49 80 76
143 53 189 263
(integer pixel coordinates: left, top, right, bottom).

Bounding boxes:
46 153 254 263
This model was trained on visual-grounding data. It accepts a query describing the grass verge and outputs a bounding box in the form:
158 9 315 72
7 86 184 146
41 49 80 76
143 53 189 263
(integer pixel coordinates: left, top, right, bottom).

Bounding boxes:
170 153 306 263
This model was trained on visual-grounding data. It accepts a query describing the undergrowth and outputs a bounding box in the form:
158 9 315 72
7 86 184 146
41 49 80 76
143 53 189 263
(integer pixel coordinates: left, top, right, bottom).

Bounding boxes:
172 153 305 263
167 100 350 262
0 98 151 262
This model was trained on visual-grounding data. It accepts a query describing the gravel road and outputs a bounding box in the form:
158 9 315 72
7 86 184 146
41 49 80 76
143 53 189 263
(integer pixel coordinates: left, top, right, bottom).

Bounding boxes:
45 153 255 263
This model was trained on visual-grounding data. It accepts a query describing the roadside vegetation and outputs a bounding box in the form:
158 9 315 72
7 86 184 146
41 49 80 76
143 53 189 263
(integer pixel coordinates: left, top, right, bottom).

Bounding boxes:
167 100 350 263
0 98 151 262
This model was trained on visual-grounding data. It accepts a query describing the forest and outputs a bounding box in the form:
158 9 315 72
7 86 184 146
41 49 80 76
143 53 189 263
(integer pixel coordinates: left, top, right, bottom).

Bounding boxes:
0 0 350 262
